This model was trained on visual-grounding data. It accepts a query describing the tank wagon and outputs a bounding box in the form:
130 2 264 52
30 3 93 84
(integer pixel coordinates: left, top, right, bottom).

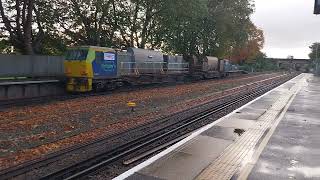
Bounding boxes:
64 46 236 92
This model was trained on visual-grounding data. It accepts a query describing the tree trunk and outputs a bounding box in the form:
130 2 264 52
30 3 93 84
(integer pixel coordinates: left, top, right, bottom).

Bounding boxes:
23 0 34 54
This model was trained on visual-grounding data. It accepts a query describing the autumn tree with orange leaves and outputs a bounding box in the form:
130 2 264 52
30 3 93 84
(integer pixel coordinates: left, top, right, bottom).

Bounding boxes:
229 23 265 64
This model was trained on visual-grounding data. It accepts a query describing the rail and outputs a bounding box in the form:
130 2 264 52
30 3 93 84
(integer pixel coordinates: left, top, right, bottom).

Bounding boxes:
0 73 297 180
40 74 295 180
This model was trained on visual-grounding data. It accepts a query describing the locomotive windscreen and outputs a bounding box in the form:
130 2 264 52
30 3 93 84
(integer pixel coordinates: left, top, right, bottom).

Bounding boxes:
65 49 88 61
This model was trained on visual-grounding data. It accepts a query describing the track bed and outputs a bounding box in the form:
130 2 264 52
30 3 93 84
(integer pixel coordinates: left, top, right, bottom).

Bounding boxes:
0 72 297 179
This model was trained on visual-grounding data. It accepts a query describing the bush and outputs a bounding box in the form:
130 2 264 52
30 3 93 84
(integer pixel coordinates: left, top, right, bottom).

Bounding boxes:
240 57 279 72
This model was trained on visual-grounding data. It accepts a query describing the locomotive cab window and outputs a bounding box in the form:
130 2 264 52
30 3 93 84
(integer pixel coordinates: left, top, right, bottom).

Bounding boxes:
95 51 104 63
65 49 88 61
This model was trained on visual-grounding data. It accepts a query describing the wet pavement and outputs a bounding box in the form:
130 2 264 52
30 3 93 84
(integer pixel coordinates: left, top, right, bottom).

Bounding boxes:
115 73 319 180
247 75 320 180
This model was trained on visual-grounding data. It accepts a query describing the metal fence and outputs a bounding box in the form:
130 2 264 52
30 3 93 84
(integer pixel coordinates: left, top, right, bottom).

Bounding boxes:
0 54 64 78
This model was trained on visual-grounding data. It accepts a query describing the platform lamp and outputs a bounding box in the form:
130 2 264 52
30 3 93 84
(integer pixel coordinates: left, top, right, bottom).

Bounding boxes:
315 0 320 14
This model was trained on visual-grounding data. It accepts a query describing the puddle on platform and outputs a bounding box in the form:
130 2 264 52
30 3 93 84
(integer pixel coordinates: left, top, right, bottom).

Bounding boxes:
288 166 320 178
234 128 246 136
287 108 296 112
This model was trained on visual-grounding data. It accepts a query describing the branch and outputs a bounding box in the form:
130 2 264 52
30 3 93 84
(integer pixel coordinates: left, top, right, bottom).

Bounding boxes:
70 0 91 34
0 0 14 32
33 4 45 48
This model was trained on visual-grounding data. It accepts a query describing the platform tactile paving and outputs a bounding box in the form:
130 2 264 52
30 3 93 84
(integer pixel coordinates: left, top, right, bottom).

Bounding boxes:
195 75 306 180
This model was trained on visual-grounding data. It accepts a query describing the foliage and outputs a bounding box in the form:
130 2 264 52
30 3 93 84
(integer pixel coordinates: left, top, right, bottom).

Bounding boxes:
309 42 320 60
0 0 64 54
0 0 263 56
240 52 279 72
230 22 265 63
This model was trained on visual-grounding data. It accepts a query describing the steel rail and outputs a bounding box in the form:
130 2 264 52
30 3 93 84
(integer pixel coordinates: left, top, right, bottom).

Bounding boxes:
0 73 277 109
0 73 295 180
42 76 291 180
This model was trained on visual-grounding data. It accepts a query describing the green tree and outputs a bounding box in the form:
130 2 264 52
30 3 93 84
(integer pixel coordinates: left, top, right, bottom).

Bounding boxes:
0 0 60 54
309 42 320 60
0 0 261 57
159 0 255 57
55 0 167 49
55 0 114 47
111 0 168 48
159 0 211 55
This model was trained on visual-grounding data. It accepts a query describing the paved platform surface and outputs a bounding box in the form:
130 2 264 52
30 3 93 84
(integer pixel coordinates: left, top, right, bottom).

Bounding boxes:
115 73 319 180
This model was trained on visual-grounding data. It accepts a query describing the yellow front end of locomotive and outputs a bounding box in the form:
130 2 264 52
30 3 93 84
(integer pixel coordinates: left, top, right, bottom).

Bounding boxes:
64 47 94 92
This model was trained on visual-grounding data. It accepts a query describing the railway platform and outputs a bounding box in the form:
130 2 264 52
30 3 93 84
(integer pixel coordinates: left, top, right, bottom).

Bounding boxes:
115 73 320 180
0 79 65 101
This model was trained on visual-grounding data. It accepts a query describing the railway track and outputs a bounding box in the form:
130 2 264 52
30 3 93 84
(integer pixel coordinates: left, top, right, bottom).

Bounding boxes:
0 72 277 109
0 73 297 180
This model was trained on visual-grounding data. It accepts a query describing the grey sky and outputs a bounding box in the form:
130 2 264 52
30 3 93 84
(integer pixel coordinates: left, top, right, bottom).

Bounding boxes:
251 0 320 59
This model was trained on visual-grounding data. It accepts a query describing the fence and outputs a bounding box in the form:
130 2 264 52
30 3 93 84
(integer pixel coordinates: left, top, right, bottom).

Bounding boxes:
0 54 64 78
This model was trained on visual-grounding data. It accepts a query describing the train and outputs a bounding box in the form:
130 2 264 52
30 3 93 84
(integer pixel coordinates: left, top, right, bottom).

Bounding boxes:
64 46 245 92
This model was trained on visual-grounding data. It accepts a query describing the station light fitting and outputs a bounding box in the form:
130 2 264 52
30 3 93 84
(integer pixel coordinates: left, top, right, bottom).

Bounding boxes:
315 0 320 14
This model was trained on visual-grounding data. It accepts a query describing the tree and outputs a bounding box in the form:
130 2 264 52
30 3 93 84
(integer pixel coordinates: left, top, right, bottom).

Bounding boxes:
111 0 168 48
55 0 114 47
230 22 265 63
0 0 51 54
159 0 209 55
0 0 261 57
309 42 320 60
55 0 167 49
160 0 256 57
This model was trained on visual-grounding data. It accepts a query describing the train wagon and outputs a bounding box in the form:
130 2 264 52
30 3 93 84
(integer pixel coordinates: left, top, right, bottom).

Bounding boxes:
118 48 189 85
187 55 227 79
163 55 189 74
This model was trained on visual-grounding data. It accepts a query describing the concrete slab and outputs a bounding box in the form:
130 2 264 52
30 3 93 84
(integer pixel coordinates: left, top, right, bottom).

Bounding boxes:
232 107 267 121
247 99 276 110
140 136 232 180
140 151 212 180
283 113 320 125
216 118 256 130
176 135 232 158
126 173 165 180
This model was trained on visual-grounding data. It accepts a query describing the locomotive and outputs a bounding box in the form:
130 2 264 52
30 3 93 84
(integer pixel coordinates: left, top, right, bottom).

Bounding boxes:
64 46 238 92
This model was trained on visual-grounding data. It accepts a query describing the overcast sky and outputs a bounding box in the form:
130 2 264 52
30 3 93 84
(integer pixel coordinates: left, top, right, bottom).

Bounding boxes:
251 0 320 59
